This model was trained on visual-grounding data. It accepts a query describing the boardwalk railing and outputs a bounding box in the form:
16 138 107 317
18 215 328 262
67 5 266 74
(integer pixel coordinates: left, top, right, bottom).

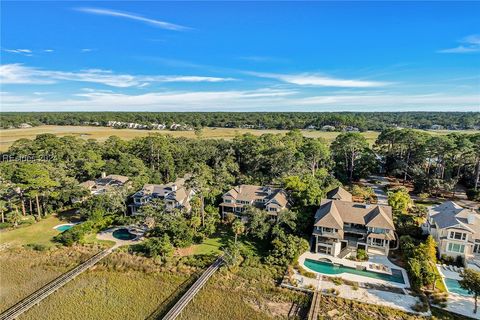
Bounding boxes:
0 247 114 320
161 257 223 320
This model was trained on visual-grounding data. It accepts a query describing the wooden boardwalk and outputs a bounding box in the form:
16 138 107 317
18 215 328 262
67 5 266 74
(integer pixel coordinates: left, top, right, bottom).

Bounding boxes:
307 289 322 320
162 257 223 320
0 247 114 320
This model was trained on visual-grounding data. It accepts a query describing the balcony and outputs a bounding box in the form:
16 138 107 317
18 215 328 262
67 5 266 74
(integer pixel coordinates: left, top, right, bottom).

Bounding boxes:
344 225 367 234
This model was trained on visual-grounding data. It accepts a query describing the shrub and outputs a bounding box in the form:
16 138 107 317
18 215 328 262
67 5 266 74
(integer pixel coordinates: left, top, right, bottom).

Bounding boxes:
0 222 11 229
25 243 49 251
325 288 340 295
418 193 430 201
411 295 429 313
331 277 344 285
356 249 369 261
351 282 359 291
293 261 316 278
430 292 448 306
466 189 480 201
455 255 466 267
440 254 455 265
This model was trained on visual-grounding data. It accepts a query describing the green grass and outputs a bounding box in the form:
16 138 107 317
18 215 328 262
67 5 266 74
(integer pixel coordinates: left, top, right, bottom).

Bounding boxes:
82 232 116 247
0 215 64 248
190 236 224 255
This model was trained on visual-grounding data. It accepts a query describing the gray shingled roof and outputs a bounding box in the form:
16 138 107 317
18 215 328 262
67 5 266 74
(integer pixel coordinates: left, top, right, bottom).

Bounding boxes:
429 201 479 233
223 185 288 208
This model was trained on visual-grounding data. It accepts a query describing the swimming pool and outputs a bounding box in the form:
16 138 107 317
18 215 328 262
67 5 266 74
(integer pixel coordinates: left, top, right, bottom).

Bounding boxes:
112 228 136 240
54 224 75 232
304 259 405 284
444 278 471 296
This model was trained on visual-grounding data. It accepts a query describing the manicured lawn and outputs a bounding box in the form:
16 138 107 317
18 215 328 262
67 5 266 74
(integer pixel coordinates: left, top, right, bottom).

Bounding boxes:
0 215 64 248
190 237 224 255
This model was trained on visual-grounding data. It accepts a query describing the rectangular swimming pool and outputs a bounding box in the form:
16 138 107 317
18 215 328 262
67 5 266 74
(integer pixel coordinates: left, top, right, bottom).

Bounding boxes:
304 259 405 284
444 278 471 296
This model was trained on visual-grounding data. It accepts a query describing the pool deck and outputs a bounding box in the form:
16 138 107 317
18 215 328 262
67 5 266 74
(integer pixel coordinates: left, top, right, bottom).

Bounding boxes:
299 252 410 289
287 268 428 316
96 226 145 247
435 264 480 319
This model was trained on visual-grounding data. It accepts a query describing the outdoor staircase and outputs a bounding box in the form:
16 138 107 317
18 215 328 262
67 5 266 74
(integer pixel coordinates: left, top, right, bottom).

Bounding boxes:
338 246 354 259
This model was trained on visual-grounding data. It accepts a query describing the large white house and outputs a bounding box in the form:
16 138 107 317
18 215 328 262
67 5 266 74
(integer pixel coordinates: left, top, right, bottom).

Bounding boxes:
423 201 480 264
129 175 194 215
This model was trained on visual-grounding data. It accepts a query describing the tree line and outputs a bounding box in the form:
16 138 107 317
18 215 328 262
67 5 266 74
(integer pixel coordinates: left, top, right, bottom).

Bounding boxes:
1 129 479 226
1 112 479 131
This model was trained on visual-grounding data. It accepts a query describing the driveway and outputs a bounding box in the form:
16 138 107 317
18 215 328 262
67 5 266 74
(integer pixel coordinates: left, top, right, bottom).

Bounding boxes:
363 175 389 205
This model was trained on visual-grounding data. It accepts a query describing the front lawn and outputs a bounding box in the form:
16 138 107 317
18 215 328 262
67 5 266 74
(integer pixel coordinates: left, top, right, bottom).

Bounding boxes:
0 215 64 248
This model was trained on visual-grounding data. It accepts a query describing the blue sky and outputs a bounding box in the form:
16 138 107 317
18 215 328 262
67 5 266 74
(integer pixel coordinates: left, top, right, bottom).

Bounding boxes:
1 1 479 112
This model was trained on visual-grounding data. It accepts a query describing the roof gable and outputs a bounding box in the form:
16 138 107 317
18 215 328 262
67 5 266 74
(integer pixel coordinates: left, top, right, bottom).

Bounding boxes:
314 201 343 229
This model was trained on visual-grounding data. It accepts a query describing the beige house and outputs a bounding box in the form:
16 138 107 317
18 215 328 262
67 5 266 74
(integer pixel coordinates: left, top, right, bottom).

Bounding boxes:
130 175 194 215
80 173 130 195
220 185 288 218
313 188 395 258
423 201 480 264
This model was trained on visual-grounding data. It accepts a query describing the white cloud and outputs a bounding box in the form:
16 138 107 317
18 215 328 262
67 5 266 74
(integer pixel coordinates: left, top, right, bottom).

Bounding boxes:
1 89 477 112
76 7 189 31
3 49 33 56
0 64 235 87
438 34 480 53
43 49 54 53
81 48 94 52
249 72 388 88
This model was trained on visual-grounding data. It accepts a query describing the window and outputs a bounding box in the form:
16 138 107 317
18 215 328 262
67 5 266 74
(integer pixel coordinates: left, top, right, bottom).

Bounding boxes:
369 238 384 247
224 199 232 203
268 207 277 212
449 231 467 241
368 227 386 234
447 243 465 253
321 227 337 233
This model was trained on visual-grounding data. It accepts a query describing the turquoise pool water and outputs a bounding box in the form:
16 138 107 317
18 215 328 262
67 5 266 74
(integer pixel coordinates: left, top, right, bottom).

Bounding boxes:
445 278 471 296
112 228 136 240
55 224 74 232
304 259 405 284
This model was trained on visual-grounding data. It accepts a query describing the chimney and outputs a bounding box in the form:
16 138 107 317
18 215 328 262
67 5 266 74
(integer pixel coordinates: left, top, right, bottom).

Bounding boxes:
171 184 177 192
468 213 476 225
101 172 106 178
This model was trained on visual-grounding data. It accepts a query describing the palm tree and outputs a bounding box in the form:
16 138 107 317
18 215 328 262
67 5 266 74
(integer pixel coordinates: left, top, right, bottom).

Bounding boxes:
232 220 245 245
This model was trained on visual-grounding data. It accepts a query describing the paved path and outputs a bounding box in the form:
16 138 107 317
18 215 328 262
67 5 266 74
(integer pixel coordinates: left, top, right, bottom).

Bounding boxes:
162 257 223 320
363 175 389 205
0 247 115 320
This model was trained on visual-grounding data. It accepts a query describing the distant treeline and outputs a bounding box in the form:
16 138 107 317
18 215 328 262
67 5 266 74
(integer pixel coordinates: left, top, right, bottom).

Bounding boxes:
1 112 479 131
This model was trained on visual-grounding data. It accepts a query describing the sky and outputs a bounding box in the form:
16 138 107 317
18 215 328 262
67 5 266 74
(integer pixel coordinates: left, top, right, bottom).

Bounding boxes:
0 1 479 112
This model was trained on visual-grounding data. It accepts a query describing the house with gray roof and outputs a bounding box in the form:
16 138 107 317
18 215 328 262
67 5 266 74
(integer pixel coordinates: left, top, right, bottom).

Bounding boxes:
80 173 131 196
130 175 194 215
220 185 288 219
423 201 480 263
313 188 395 257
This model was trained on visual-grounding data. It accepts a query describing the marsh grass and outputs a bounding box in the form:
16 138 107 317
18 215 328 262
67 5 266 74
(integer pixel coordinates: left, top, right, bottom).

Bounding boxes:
0 246 100 312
